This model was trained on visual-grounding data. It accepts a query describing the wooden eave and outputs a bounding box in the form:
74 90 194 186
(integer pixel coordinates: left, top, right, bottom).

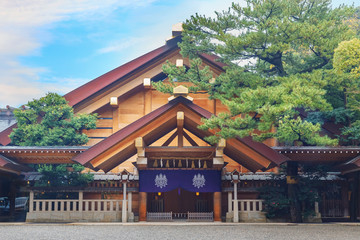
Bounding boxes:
273 146 360 164
73 97 287 172
0 147 88 164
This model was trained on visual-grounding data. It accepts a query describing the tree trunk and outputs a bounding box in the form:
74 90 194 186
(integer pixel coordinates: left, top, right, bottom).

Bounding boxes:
287 161 302 223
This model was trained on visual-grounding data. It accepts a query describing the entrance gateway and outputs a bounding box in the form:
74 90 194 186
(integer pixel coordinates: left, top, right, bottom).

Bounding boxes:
139 170 221 221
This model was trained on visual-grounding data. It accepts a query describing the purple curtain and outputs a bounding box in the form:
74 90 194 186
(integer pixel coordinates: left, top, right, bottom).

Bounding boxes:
139 170 221 192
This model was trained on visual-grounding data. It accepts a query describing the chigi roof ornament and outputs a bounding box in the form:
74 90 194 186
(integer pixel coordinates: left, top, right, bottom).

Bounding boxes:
168 85 193 102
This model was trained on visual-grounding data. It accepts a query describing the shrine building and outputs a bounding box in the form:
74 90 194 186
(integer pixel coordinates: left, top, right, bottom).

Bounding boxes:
0 25 359 223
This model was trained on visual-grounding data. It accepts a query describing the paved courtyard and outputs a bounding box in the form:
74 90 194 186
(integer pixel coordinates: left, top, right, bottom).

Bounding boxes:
0 223 359 240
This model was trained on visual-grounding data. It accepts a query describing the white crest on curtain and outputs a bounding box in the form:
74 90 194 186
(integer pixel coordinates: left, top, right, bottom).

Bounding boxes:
154 173 168 189
192 173 206 189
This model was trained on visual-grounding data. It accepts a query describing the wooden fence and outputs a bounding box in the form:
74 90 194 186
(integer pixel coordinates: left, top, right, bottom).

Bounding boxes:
29 199 123 213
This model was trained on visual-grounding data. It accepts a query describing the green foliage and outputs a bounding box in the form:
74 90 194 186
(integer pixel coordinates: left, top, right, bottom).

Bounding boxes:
274 116 337 146
34 164 93 187
259 175 289 219
259 164 328 219
342 120 360 145
154 0 358 146
346 7 360 37
334 38 360 77
10 93 97 146
180 0 354 76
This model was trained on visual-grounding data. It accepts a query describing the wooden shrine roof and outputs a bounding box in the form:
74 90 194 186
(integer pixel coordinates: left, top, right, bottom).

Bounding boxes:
73 96 288 172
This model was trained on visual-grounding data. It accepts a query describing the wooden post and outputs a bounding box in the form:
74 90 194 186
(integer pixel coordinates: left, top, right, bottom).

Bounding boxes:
128 192 132 214
177 111 184 148
139 192 147 221
79 191 83 212
233 182 239 222
213 192 221 221
29 191 34 213
227 191 232 213
122 182 127 222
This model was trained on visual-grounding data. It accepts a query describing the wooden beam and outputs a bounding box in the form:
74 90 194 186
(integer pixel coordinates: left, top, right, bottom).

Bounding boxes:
183 130 198 146
112 106 119 133
177 111 184 147
145 146 215 158
144 88 152 115
162 131 178 146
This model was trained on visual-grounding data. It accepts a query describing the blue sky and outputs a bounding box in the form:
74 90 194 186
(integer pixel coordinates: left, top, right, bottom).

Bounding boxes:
0 0 358 107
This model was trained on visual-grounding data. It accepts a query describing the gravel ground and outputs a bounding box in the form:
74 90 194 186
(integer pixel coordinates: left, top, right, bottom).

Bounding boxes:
0 223 359 240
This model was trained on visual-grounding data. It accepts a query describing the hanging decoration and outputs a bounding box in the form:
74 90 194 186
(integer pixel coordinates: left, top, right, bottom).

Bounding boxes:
153 159 158 168
139 170 221 192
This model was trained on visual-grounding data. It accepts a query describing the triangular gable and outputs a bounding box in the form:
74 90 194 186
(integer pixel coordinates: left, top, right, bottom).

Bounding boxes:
73 97 288 172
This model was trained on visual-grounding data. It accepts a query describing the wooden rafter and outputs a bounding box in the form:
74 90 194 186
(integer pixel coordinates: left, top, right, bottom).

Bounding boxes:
177 111 184 147
183 130 199 146
162 131 178 146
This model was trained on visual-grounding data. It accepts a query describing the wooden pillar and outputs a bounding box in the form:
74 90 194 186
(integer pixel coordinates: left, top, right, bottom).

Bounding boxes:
122 182 127 223
213 192 221 221
227 191 232 213
78 191 83 212
128 192 132 214
139 192 147 221
233 182 239 222
29 191 34 213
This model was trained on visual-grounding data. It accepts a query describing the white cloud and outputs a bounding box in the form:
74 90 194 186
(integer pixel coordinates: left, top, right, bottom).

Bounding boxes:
0 0 245 107
0 0 157 107
97 37 146 54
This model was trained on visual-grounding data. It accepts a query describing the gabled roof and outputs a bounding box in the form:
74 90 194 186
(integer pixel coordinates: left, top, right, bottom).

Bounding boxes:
73 96 288 172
